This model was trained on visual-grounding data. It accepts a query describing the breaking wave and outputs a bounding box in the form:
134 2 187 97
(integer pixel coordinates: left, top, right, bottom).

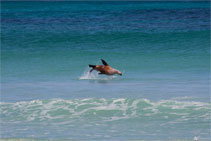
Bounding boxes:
1 98 210 123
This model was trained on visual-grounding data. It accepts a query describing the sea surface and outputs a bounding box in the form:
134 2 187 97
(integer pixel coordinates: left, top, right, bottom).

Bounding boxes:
1 1 210 140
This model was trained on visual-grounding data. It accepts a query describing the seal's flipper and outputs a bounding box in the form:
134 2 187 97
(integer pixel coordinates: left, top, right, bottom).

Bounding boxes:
89 65 96 68
101 59 109 66
89 65 96 73
90 69 94 73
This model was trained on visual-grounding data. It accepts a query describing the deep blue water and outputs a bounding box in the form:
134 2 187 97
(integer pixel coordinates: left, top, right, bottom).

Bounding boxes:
1 1 210 140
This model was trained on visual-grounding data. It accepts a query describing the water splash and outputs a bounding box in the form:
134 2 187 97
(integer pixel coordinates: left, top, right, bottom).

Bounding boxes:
79 69 99 80
79 67 117 80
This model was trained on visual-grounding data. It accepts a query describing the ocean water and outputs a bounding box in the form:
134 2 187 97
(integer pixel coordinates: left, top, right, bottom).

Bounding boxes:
1 1 210 140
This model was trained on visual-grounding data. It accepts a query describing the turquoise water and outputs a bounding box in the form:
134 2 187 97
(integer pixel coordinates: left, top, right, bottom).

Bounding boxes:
1 1 210 140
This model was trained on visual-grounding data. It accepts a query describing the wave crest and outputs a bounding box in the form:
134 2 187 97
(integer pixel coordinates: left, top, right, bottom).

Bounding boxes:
1 98 210 123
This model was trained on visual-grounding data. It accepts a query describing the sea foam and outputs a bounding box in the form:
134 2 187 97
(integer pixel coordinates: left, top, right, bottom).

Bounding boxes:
1 98 210 123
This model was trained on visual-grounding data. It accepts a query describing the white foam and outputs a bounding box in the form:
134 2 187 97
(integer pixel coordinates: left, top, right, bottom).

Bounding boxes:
1 98 210 123
193 136 200 141
79 70 99 80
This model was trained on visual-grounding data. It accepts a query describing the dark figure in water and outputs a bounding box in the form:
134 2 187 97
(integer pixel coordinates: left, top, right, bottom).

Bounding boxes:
89 59 122 76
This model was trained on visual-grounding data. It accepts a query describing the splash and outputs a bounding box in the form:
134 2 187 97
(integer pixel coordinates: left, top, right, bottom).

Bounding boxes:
79 67 117 80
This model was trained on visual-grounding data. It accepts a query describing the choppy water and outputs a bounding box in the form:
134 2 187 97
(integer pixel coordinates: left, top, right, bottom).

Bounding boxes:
1 98 210 140
1 1 210 140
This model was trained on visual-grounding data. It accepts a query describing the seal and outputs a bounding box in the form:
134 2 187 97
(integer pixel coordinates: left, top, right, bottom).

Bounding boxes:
89 59 122 76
